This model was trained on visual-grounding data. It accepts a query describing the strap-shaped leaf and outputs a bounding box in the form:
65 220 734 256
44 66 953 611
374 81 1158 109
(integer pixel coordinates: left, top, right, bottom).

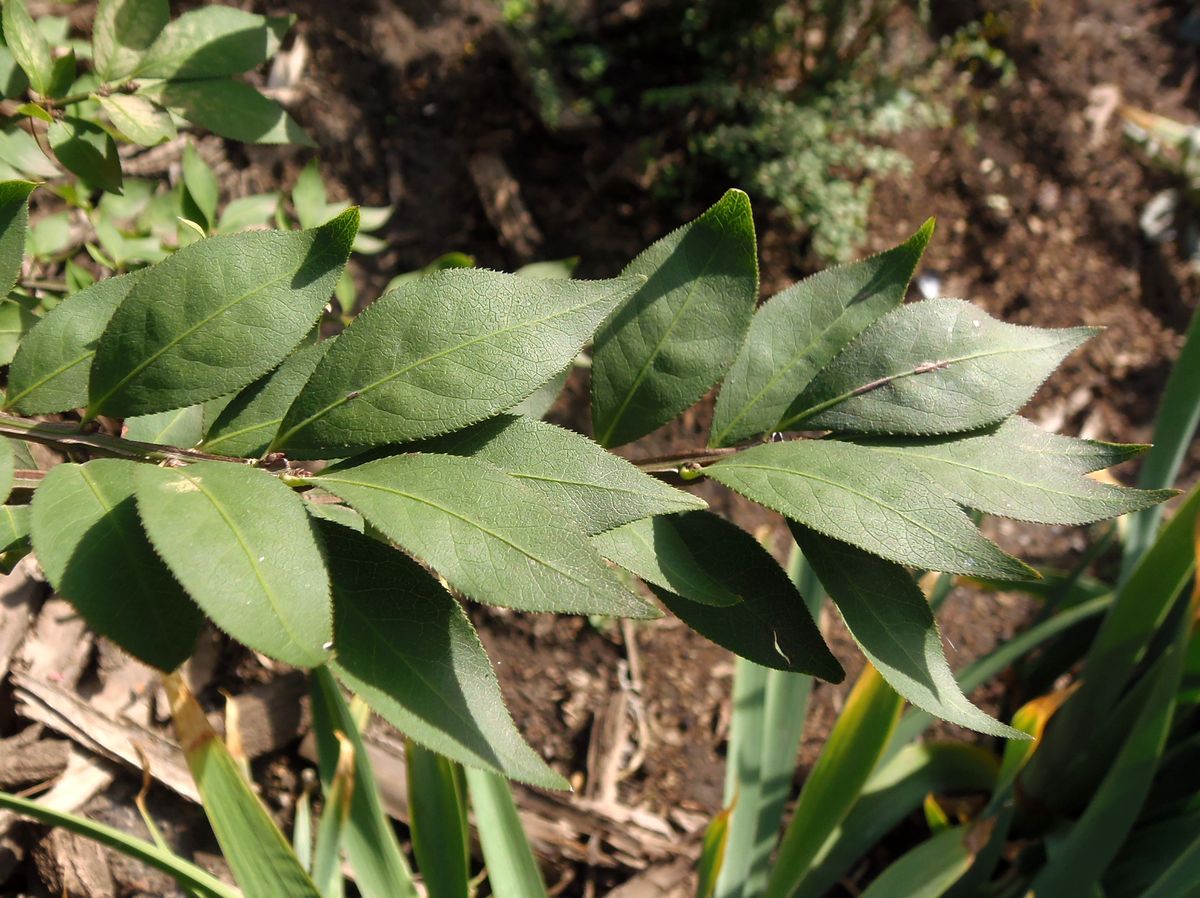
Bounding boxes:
707 440 1032 579
317 521 566 788
591 189 758 447
137 7 291 80
591 515 740 607
274 271 640 458
6 272 139 414
203 340 331 458
2 0 51 96
48 117 122 193
642 511 842 679
310 453 656 618
31 459 203 670
135 461 332 667
418 415 706 534
711 220 932 447
790 523 1021 737
139 79 314 147
92 0 169 83
847 419 1174 525
88 210 356 417
784 298 1096 435
0 180 34 297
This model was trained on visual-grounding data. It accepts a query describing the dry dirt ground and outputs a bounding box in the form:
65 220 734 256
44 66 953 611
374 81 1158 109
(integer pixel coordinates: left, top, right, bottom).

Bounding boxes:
2 1 1199 896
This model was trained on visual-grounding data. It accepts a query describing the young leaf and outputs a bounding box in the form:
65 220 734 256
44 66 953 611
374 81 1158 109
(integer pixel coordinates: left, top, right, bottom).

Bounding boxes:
88 210 357 417
140 79 314 147
137 8 291 79
181 142 218 231
274 271 640 457
98 94 175 146
135 461 332 667
784 299 1097 435
31 459 203 670
310 453 656 619
0 180 36 296
92 0 169 83
6 271 140 414
711 220 933 447
123 404 204 446
202 340 331 458
216 192 280 234
417 414 706 534
707 440 1033 579
591 515 741 607
591 189 758 447
45 49 74 99
2 0 52 96
48 117 122 193
640 511 842 679
791 523 1022 737
847 420 1174 526
318 521 566 788
291 160 327 230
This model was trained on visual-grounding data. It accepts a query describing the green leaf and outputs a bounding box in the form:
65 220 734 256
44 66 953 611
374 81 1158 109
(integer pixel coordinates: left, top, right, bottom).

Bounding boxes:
92 0 169 83
141 78 314 147
180 141 218 231
0 294 38 366
0 42 29 99
707 440 1033 579
291 160 327 230
317 521 565 788
592 515 741 607
858 826 974 898
846 418 1174 526
310 453 656 619
417 415 706 534
216 192 279 234
509 364 567 420
2 0 52 96
273 271 639 458
138 7 291 79
47 116 122 193
123 404 204 446
791 523 1023 737
29 210 72 259
45 49 74 99
0 503 30 552
0 180 35 296
592 189 758 447
6 272 139 414
31 459 203 670
406 742 471 898
87 210 357 417
135 461 332 667
97 94 175 146
202 340 331 458
0 437 12 504
711 219 933 447
465 768 550 898
784 299 1096 435
643 511 842 679
0 124 58 179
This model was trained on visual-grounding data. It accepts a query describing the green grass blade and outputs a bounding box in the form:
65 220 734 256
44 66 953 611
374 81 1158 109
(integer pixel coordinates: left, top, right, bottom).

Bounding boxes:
406 740 471 898
312 732 354 898
696 806 732 898
857 826 974 898
465 767 548 898
714 657 768 898
765 665 903 898
0 790 241 898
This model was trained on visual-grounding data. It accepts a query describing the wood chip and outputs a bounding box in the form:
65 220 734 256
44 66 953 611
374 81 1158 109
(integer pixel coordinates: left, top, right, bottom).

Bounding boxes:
0 555 46 682
0 728 69 788
20 595 93 689
33 827 117 898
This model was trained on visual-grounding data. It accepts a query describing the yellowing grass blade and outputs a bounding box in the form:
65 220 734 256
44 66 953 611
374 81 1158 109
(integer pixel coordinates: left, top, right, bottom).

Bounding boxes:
696 805 732 898
164 673 321 898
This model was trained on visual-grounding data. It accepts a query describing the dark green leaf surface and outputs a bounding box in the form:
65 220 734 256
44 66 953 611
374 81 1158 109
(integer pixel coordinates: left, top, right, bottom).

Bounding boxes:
2 0 51 95
0 180 34 297
847 418 1173 525
318 522 565 788
792 523 1021 737
785 298 1096 435
31 459 202 669
135 461 331 667
138 7 290 79
711 220 932 447
88 211 356 417
123 404 204 446
311 453 656 618
418 415 706 534
141 79 313 146
707 440 1032 579
48 117 121 193
0 295 38 366
96 94 176 146
92 0 168 83
0 504 30 552
274 271 639 457
202 340 331 458
646 511 841 679
592 189 758 447
591 515 741 607
6 272 139 414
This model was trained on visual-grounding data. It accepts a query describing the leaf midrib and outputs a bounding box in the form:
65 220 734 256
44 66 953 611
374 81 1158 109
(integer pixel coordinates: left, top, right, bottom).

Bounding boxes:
6 349 91 409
